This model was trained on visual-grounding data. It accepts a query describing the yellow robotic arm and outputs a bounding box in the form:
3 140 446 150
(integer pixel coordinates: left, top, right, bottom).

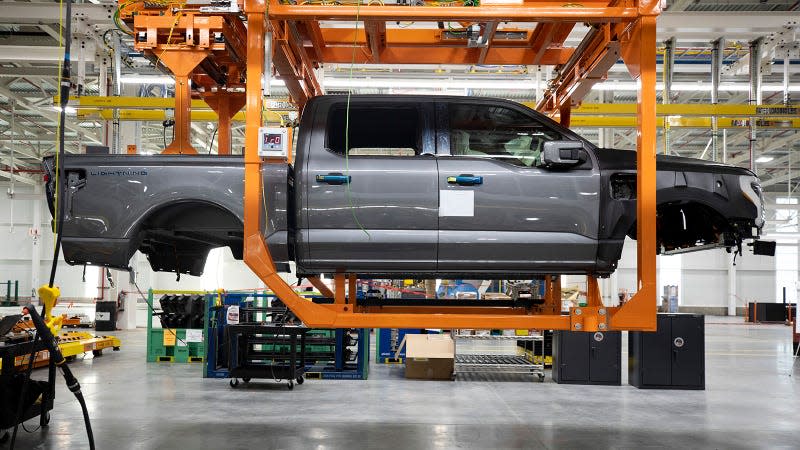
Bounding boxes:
37 284 64 335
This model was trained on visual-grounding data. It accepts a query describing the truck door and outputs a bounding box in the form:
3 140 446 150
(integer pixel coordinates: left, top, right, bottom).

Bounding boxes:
436 101 600 274
300 99 438 274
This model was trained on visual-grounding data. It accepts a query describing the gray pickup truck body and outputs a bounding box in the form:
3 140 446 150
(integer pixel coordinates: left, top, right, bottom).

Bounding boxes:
44 95 765 278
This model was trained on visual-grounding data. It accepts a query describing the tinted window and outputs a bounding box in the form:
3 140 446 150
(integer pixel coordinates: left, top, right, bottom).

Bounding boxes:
449 103 562 167
327 105 421 157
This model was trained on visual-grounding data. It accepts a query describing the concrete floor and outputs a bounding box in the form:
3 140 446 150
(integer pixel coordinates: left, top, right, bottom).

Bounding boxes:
8 317 800 449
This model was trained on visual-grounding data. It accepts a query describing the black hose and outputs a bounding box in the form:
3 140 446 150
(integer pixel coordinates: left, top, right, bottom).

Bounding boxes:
33 1 96 448
73 391 95 450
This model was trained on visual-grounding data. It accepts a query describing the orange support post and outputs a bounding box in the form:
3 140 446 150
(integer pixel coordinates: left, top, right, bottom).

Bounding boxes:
205 93 246 155
348 275 357 304
158 50 209 154
609 12 659 331
334 273 346 304
307 276 334 298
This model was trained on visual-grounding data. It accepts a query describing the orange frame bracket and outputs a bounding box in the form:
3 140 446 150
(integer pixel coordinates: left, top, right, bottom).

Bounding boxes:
239 0 659 331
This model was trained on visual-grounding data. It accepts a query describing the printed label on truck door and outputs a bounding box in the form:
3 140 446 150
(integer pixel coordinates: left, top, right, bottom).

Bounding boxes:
439 190 474 217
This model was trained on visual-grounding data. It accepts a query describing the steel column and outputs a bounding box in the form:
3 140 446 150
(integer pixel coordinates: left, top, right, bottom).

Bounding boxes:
748 38 763 172
710 37 724 161
609 14 658 331
662 36 675 155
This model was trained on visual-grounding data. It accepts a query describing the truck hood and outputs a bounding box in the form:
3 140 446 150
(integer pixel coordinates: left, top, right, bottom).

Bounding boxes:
595 148 756 177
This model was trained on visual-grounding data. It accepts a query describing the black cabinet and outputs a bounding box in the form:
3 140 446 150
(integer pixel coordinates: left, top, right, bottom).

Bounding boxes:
629 313 704 390
95 301 117 331
552 330 621 385
747 302 794 323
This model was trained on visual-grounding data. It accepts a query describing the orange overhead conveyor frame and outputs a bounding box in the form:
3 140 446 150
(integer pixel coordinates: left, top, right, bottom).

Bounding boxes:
236 0 660 332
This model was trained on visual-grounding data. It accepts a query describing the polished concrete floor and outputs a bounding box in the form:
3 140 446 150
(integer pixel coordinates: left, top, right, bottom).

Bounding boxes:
9 317 800 449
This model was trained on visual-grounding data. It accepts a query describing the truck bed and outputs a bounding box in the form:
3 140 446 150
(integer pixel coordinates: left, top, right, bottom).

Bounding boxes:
44 155 291 276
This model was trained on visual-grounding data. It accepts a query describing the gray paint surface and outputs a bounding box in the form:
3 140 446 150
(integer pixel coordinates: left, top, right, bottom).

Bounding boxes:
46 95 765 278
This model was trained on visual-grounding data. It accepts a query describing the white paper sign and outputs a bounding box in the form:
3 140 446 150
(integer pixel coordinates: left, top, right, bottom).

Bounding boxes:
227 305 240 325
186 329 204 343
95 312 110 321
439 190 474 217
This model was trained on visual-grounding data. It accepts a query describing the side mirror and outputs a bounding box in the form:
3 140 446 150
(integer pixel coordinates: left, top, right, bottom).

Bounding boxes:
539 141 585 168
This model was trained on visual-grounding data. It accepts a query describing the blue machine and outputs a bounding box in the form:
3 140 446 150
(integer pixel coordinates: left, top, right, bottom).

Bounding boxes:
375 328 420 363
204 291 368 380
436 282 480 299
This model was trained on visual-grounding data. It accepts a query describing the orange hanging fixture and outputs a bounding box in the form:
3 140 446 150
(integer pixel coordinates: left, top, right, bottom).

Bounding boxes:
119 0 661 331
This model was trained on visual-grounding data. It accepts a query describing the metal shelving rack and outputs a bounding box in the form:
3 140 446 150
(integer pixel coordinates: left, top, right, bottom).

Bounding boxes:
452 332 545 382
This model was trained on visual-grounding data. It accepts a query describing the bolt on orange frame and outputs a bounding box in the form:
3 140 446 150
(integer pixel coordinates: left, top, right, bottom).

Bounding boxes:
239 0 658 331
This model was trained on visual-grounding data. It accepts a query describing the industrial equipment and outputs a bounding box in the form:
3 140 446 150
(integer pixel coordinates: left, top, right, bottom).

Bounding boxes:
552 330 622 385
376 328 420 363
629 313 705 390
206 292 369 380
146 290 207 363
452 330 545 381
94 301 117 332
48 0 670 333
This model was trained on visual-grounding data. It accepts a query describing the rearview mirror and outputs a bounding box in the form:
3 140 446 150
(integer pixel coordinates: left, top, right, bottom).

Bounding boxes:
539 141 585 169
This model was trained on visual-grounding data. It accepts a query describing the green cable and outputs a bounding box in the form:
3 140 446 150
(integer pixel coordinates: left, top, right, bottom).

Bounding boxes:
344 1 371 240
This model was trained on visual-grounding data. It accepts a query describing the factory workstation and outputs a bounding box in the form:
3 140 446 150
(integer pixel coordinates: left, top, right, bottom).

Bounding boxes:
0 0 799 448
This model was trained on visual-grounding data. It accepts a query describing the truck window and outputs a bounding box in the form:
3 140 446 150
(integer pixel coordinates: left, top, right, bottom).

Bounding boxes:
448 103 562 167
326 105 422 157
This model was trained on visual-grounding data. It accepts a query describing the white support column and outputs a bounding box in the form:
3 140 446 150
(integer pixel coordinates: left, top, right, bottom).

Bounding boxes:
727 252 737 316
30 183 42 303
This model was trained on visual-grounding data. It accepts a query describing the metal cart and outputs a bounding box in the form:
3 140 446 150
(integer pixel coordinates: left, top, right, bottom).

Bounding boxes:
0 338 55 441
226 324 308 390
453 332 546 381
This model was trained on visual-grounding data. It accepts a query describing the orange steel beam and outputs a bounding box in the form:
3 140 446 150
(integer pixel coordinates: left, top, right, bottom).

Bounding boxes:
158 50 209 154
319 46 572 65
364 20 387 63
267 4 638 22
359 306 534 315
307 276 334 298
607 15 658 331
334 273 346 304
477 22 498 65
204 92 246 154
348 274 358 304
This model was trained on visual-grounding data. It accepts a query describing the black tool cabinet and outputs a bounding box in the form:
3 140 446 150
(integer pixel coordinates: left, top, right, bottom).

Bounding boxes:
552 330 621 385
629 313 705 390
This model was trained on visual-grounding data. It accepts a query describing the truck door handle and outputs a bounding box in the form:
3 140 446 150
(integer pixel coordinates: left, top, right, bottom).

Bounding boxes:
447 174 483 186
316 173 351 185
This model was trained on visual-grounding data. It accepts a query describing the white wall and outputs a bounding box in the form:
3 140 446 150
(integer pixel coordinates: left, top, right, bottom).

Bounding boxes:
607 238 778 310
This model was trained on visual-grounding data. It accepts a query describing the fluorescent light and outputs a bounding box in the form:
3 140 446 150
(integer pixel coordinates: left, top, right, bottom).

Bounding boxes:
53 106 77 114
755 156 774 163
324 77 537 90
119 75 175 84
593 81 800 93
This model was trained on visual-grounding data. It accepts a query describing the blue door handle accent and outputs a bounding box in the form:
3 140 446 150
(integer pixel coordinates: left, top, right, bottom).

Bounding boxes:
447 174 483 186
316 173 351 185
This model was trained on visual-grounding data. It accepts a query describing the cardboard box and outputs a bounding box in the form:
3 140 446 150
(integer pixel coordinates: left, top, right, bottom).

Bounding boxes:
403 334 454 380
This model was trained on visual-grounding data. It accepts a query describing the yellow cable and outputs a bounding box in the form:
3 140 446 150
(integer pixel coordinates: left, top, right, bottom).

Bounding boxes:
159 2 188 61
343 1 370 239
53 0 64 249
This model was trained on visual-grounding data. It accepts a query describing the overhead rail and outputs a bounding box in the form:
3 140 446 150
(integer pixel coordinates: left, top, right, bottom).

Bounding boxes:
63 95 800 129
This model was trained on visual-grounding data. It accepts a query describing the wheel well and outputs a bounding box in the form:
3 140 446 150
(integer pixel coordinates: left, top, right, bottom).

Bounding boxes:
628 201 731 250
136 201 244 276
